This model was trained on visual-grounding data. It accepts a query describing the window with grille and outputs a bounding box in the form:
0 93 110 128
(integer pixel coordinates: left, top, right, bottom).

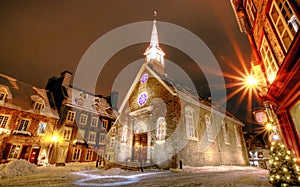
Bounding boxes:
37 122 47 135
156 117 166 140
0 114 10 128
185 108 196 139
8 145 21 159
62 127 72 140
246 0 257 27
18 119 30 131
269 0 298 52
34 101 44 111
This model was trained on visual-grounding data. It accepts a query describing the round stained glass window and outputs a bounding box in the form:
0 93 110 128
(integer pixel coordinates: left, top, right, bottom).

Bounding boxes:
140 73 149 84
138 92 147 106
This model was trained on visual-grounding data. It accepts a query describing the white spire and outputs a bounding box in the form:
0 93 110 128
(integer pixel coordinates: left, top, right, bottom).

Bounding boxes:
144 11 165 69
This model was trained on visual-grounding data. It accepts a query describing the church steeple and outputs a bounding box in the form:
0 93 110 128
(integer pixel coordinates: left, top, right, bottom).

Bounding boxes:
144 11 165 74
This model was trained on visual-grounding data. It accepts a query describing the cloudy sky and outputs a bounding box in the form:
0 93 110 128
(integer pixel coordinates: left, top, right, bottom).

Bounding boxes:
0 0 259 126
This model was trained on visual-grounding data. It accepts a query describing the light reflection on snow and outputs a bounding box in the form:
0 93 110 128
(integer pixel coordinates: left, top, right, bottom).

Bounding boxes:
73 170 169 186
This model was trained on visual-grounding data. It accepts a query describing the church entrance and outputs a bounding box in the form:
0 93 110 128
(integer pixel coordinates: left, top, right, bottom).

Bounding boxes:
133 133 147 162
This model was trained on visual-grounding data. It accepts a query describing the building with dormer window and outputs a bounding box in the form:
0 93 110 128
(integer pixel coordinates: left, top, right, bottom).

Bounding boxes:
46 71 116 164
0 73 59 165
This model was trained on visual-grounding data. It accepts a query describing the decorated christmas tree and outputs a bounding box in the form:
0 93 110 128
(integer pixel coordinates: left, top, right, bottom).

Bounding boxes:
268 141 300 186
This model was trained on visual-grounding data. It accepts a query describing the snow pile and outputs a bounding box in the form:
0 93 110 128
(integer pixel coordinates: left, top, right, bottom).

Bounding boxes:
0 159 37 178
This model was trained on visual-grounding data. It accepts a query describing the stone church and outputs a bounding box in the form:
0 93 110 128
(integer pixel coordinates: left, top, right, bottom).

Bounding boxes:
106 19 249 169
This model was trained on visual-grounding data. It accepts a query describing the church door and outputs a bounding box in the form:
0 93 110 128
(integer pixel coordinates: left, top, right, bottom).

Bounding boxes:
133 133 147 162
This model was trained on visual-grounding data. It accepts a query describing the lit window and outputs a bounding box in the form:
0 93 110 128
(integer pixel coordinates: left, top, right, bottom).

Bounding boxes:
185 108 195 139
110 126 116 135
79 114 88 125
258 152 263 158
18 119 30 131
205 115 213 142
91 117 98 127
260 36 279 84
102 119 108 129
66 110 76 122
121 125 128 143
222 121 230 144
246 0 256 27
269 0 298 52
62 127 72 140
140 73 149 84
234 126 242 146
85 149 93 161
8 144 21 159
72 148 82 161
0 114 10 128
37 122 47 135
156 117 166 140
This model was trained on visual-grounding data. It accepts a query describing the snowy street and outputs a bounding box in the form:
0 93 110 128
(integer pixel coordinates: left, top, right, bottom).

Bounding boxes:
0 162 271 187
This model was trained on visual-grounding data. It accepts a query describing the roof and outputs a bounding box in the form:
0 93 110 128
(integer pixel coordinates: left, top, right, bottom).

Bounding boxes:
65 86 116 119
0 73 59 119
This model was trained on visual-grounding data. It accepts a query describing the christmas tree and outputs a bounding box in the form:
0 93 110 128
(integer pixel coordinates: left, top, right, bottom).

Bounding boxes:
268 141 300 186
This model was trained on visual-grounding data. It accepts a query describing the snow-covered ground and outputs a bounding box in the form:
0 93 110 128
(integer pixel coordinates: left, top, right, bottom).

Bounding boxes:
0 162 271 187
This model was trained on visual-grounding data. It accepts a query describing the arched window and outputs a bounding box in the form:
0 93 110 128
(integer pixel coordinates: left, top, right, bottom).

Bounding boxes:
222 121 230 144
156 117 166 140
185 107 195 139
205 115 213 142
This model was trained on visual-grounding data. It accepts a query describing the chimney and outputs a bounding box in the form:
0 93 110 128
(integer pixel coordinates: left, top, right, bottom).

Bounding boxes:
61 71 72 88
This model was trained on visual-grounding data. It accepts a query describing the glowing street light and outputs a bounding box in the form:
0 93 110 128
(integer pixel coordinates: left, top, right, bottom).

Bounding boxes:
244 75 258 88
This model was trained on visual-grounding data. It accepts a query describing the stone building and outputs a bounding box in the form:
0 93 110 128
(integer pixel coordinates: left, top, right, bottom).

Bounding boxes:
46 71 116 164
231 0 300 162
0 73 59 165
106 19 249 169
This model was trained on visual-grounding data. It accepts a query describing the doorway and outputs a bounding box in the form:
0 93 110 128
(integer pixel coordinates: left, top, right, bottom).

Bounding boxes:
29 147 40 164
133 133 147 162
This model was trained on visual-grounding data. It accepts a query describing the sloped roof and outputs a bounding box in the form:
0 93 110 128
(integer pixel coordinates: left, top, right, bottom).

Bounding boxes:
66 86 116 119
0 73 59 118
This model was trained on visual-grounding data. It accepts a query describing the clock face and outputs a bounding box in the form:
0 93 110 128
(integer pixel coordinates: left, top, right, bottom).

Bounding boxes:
138 92 147 106
140 73 149 84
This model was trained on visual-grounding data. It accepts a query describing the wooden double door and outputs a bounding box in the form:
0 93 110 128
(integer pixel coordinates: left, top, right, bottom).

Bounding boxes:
133 133 147 162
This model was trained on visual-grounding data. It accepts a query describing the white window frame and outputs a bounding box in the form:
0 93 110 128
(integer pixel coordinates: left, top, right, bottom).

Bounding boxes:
185 108 196 139
0 114 10 128
260 35 279 84
79 114 88 125
102 119 108 129
234 125 242 147
205 115 213 142
222 121 230 144
85 149 93 161
18 118 30 131
72 148 82 161
37 121 47 135
91 117 98 127
8 144 21 159
66 110 76 122
34 100 44 111
156 117 166 140
99 133 106 144
88 131 96 142
269 0 297 52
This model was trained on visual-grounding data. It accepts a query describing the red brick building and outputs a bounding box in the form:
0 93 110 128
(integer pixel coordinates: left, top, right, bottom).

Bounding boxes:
0 73 59 165
231 0 299 162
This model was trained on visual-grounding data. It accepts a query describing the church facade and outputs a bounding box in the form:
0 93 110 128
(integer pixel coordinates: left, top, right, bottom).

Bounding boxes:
105 19 249 169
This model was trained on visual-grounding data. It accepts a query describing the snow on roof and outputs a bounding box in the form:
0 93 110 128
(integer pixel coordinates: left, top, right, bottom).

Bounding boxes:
66 87 116 118
0 73 59 118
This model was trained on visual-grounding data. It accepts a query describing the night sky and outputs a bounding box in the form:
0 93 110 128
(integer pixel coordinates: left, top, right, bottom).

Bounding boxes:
0 0 260 128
